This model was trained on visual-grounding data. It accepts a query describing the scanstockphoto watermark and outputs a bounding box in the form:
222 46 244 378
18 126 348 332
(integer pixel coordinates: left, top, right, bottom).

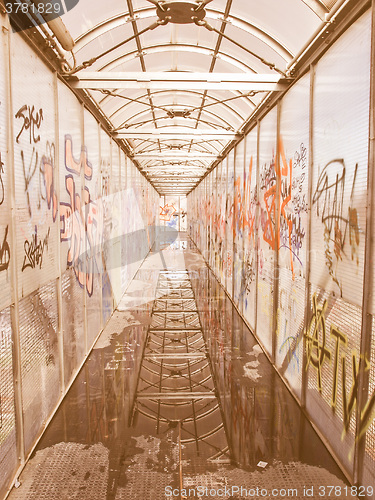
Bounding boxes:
165 485 374 498
165 485 299 498
4 0 80 32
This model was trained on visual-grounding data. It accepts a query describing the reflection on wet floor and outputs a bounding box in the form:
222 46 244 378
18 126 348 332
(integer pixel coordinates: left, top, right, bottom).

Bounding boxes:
9 234 351 499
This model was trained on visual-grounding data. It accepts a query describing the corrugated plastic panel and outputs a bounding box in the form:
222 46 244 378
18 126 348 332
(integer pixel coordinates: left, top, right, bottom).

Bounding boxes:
120 152 126 192
11 35 59 299
19 280 60 455
226 150 235 297
211 162 220 276
125 163 146 282
84 109 102 346
203 177 208 256
61 268 85 387
242 128 258 331
276 73 310 399
100 129 113 326
305 11 371 478
107 142 121 308
0 308 17 499
233 140 245 310
219 160 227 287
199 180 205 252
180 196 187 232
165 196 179 231
310 10 370 307
209 170 216 270
111 140 120 193
0 29 11 311
362 318 375 497
305 285 362 476
58 80 83 275
257 108 277 355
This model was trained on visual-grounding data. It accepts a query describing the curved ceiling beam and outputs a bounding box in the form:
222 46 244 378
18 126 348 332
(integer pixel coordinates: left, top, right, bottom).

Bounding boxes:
133 141 221 155
98 44 257 73
72 7 294 64
104 90 247 126
98 88 256 117
131 136 223 154
114 109 238 134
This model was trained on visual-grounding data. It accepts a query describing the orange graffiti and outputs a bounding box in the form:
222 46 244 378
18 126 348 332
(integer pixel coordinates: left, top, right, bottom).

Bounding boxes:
160 203 176 221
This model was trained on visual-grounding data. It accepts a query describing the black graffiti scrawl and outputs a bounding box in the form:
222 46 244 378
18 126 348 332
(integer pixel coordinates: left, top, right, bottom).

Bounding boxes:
312 159 360 295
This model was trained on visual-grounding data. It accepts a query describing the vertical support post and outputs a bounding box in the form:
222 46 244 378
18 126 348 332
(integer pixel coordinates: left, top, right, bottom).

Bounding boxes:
254 121 260 338
232 145 236 303
302 64 316 408
82 104 88 355
354 0 375 485
5 24 25 465
241 138 246 316
53 71 65 395
223 157 228 290
98 124 103 332
272 100 281 362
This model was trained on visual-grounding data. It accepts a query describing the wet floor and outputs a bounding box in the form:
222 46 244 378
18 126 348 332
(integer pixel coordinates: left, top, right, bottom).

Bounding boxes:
8 234 352 499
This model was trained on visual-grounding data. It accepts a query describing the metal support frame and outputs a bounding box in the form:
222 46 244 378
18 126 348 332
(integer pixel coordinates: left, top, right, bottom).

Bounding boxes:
53 70 65 395
301 64 315 408
271 101 281 362
67 72 289 91
115 130 241 140
82 104 89 354
354 0 375 485
6 21 25 470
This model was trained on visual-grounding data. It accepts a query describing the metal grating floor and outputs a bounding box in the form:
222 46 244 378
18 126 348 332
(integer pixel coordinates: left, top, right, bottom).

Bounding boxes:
7 237 354 500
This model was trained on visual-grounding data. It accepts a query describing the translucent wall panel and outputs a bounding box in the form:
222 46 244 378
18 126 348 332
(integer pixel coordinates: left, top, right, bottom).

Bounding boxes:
0 30 11 311
100 129 113 326
363 319 375 494
0 308 17 500
109 141 121 308
218 161 227 286
242 128 258 330
11 35 59 299
226 151 235 296
180 197 187 232
84 109 102 346
276 73 310 399
57 81 85 385
233 140 245 310
164 196 179 230
306 10 371 477
256 108 277 355
208 170 216 270
19 281 60 455
61 268 85 386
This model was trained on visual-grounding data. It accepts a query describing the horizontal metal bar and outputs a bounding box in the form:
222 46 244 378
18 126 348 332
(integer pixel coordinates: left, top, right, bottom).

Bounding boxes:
149 328 202 332
68 72 289 91
115 132 240 140
134 153 218 158
136 392 216 400
144 353 206 359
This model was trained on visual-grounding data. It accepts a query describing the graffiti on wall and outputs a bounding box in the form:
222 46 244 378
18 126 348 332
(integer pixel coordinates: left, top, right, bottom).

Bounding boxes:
22 226 50 271
0 153 10 273
15 104 43 144
304 293 374 444
160 204 176 221
60 135 103 296
0 152 4 206
259 139 307 279
15 104 57 273
312 159 360 294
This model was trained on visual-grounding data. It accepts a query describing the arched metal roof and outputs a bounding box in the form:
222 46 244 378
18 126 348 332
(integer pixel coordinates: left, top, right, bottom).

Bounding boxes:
30 0 345 193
